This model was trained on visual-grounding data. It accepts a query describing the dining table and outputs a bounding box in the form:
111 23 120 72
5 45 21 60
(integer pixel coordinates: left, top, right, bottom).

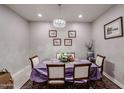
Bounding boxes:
30 58 102 83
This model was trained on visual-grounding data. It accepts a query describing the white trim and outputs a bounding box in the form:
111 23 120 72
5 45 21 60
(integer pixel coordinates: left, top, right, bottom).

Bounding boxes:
103 72 124 89
12 65 31 89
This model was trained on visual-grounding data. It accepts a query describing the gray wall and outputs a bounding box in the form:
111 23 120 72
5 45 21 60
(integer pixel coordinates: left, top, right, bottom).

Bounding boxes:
0 5 30 74
92 5 124 85
2 4 124 86
30 22 91 60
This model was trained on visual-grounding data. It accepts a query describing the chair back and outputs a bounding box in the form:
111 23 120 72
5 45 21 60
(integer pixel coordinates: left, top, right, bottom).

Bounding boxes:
29 55 39 69
95 54 105 75
95 54 105 67
74 63 91 80
68 52 75 58
56 53 61 59
47 64 65 80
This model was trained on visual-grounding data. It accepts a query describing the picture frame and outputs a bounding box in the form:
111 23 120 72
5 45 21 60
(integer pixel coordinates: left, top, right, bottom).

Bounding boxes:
64 39 72 46
53 38 61 46
104 17 123 39
68 30 76 38
49 30 57 37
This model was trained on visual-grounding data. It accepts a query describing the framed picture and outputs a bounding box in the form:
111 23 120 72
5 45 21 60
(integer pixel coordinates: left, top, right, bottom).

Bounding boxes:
104 17 123 39
68 30 76 38
64 39 72 46
53 38 61 46
49 30 57 37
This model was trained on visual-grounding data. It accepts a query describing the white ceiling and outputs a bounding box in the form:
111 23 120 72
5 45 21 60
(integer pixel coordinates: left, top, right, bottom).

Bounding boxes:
6 4 114 22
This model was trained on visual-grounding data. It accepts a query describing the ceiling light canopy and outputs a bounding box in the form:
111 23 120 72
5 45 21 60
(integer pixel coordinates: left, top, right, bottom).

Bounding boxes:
53 4 66 28
38 13 42 17
78 14 83 18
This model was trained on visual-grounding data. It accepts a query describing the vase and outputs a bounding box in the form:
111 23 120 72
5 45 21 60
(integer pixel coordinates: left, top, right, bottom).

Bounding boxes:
87 51 94 60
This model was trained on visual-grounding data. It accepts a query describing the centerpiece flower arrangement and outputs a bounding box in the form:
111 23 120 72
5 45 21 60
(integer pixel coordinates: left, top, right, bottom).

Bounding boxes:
59 52 75 62
59 52 68 62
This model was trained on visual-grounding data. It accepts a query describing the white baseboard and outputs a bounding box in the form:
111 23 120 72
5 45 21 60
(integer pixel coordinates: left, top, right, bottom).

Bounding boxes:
103 72 124 89
12 65 31 89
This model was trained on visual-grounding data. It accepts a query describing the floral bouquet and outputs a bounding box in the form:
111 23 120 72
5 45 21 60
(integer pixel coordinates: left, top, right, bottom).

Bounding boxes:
59 52 68 62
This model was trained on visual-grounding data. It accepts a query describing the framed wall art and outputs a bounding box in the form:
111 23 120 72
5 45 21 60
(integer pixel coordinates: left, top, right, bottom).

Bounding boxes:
64 39 72 46
49 30 57 37
104 17 123 39
68 30 76 38
53 38 61 46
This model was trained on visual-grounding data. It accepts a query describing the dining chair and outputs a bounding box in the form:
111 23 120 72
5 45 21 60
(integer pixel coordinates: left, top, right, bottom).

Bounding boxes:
47 64 65 88
56 53 61 59
67 52 75 58
29 55 40 88
29 55 40 69
95 54 106 79
73 63 91 88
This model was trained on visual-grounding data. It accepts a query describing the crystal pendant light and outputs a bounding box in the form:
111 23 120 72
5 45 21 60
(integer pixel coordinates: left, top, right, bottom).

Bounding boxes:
53 4 66 28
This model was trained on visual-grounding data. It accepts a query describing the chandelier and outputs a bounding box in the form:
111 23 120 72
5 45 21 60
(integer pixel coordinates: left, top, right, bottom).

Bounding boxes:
53 4 66 28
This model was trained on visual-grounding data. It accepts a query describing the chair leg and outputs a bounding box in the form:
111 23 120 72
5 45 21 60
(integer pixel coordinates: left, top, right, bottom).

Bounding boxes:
100 77 103 81
87 81 90 89
90 80 97 89
72 83 75 88
63 84 65 89
32 81 35 88
47 82 49 89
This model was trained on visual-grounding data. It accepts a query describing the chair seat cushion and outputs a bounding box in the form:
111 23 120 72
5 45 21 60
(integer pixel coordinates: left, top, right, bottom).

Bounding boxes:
48 80 64 84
